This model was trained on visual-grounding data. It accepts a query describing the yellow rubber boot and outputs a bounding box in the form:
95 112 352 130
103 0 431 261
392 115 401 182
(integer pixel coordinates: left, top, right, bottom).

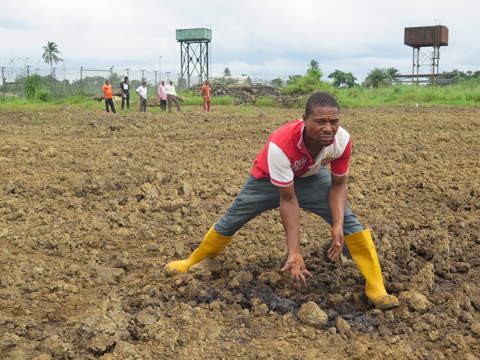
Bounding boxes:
345 229 399 310
165 226 232 274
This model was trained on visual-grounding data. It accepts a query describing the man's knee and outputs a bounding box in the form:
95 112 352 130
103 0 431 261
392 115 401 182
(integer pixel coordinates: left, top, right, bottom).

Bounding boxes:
213 221 238 237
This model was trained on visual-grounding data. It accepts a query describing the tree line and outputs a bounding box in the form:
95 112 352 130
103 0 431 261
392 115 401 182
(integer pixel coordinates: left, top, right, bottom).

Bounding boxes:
267 60 480 95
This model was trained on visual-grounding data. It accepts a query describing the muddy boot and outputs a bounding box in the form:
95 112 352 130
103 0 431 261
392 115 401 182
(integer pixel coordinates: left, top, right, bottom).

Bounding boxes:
165 226 232 274
345 229 399 310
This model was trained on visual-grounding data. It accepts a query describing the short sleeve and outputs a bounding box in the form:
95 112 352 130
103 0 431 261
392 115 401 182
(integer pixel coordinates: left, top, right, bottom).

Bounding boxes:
330 138 352 176
267 142 294 187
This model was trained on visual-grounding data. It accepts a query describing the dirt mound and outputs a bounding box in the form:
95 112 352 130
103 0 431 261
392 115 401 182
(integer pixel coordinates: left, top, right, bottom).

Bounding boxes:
0 106 479 359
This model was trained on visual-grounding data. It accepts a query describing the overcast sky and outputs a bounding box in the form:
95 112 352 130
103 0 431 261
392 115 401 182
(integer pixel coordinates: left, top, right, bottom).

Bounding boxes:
0 0 477 81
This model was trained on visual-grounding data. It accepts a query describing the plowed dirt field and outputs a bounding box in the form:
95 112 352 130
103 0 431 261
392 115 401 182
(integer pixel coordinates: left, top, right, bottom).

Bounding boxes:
1 105 479 359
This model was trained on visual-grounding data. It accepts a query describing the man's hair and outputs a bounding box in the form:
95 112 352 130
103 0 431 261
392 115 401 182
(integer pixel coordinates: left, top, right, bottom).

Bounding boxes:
305 91 340 117
124 76 128 80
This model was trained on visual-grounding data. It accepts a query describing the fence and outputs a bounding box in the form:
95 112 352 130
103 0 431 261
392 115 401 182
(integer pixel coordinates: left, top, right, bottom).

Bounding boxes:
0 64 202 99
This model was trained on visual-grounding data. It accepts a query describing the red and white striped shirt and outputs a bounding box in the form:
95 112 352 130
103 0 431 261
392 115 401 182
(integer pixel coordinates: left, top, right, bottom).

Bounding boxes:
251 119 352 187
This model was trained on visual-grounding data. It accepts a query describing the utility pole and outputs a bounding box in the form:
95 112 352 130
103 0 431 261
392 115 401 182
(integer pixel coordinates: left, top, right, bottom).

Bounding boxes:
154 71 158 87
159 56 162 82
62 60 66 95
126 68 130 78
1 67 5 86
1 66 5 102
26 65 31 78
141 69 145 80
80 66 83 94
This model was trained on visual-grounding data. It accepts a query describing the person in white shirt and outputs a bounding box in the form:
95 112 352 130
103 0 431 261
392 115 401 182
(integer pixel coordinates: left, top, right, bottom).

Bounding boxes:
136 80 148 112
164 81 181 112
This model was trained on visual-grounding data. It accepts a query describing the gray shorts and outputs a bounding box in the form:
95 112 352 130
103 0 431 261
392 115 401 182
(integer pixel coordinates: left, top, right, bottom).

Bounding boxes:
214 167 363 237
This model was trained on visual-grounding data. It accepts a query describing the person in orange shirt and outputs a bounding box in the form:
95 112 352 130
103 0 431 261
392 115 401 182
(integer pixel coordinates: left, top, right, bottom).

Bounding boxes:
102 79 116 113
201 80 211 113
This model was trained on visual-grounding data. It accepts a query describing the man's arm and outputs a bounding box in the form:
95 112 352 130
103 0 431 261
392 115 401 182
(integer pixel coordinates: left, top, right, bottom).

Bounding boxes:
327 174 348 261
279 185 312 285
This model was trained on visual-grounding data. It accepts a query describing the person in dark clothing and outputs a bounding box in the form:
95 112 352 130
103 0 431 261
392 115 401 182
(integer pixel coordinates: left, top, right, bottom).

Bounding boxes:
120 76 130 110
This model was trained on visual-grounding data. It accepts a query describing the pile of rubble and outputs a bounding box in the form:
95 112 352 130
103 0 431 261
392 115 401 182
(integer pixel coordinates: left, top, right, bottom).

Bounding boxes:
195 82 300 106
275 94 302 107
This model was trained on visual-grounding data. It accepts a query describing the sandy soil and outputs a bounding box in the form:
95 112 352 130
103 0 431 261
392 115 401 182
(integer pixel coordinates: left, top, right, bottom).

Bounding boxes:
0 105 479 359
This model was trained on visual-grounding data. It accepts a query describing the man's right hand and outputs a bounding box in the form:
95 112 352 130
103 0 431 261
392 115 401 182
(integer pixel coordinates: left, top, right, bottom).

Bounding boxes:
281 252 313 286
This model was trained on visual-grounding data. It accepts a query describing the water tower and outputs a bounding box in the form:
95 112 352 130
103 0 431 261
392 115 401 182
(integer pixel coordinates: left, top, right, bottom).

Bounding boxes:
402 25 448 84
176 28 212 88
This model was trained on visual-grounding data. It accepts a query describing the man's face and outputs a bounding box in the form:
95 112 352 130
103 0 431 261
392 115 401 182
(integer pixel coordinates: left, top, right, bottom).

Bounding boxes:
303 106 340 147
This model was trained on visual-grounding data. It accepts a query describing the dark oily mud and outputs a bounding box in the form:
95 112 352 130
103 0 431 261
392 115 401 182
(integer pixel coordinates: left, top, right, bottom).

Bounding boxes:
0 106 479 359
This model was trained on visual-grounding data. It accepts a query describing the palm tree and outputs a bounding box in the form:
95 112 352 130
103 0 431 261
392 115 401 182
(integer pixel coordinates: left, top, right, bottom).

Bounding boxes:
309 59 320 70
42 41 63 78
363 68 390 88
386 67 399 79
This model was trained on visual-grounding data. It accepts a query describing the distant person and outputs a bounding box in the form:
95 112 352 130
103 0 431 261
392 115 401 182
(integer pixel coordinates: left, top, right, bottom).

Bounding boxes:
136 80 148 112
165 80 181 112
158 81 167 111
120 76 130 110
201 80 211 113
102 79 116 113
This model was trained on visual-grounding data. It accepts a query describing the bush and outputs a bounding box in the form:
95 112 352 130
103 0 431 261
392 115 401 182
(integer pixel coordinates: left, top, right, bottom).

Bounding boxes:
25 75 42 99
281 61 333 95
37 89 53 102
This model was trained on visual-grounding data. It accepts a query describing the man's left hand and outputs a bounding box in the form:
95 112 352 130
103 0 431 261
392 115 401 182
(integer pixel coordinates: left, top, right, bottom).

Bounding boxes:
327 225 344 261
